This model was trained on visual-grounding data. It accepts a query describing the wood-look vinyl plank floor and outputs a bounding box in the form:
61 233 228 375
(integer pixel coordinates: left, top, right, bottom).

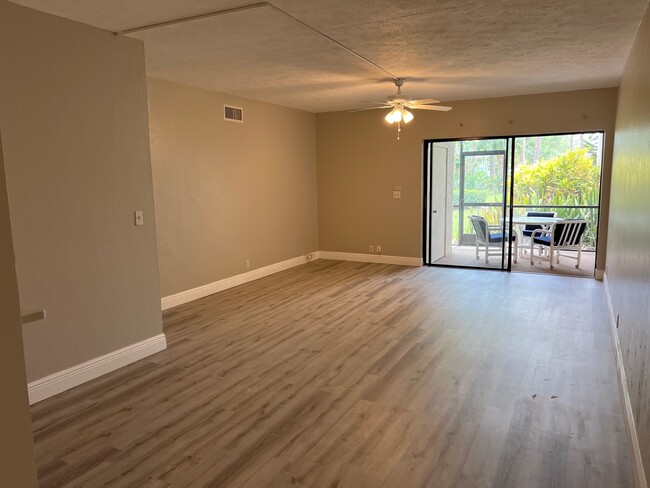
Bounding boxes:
31 260 633 487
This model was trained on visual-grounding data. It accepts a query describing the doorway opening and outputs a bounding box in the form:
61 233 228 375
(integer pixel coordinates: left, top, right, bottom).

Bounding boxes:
423 132 603 277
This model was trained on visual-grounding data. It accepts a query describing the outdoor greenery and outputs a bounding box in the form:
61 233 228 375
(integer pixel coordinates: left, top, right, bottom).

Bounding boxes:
513 149 600 207
512 148 600 248
515 133 601 165
450 134 602 249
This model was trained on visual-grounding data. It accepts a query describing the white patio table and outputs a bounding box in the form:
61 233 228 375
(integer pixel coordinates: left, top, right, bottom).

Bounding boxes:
500 216 563 257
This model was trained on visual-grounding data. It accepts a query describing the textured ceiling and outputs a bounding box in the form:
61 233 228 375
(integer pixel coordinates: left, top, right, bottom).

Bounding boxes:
10 0 650 112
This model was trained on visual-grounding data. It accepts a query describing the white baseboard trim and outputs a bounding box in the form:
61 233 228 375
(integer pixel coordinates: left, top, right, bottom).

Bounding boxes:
604 273 647 488
161 252 321 311
319 251 422 267
28 333 167 405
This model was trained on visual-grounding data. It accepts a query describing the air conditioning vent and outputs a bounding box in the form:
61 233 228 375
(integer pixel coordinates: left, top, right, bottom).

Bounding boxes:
224 105 243 123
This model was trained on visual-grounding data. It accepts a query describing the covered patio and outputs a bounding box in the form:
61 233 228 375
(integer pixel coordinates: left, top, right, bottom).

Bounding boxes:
434 245 596 278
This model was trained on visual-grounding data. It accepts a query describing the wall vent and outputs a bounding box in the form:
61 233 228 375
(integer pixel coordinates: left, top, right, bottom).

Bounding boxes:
224 105 243 123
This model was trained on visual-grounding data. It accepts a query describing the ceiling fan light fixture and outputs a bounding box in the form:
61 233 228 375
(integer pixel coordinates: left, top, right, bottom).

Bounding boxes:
352 78 450 139
386 106 403 123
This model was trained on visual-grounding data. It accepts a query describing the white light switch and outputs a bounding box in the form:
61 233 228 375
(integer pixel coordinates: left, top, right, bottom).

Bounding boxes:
134 210 144 226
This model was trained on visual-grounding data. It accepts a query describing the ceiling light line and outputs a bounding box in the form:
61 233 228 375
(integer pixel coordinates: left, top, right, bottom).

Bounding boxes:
118 3 269 35
116 2 398 80
264 3 398 80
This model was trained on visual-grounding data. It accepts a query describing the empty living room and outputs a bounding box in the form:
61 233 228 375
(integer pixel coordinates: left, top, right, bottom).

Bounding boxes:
1 1 650 487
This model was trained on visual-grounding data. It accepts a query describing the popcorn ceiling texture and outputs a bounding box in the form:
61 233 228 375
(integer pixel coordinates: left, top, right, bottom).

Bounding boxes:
10 0 648 112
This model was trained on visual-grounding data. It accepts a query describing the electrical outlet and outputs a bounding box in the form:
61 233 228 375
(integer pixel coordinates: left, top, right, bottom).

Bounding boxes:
134 210 144 226
369 245 374 253
245 259 251 270
376 245 382 254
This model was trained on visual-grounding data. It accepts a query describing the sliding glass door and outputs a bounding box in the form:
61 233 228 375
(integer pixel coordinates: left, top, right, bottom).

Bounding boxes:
424 138 515 270
424 132 603 276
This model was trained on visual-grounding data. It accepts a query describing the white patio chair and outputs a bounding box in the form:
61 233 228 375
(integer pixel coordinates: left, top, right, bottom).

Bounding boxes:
521 211 557 253
468 216 518 264
529 219 589 270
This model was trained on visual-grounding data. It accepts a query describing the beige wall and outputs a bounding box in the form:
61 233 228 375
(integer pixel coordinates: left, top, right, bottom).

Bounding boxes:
316 88 618 272
148 78 319 297
0 1 163 382
0 130 37 486
608 4 650 479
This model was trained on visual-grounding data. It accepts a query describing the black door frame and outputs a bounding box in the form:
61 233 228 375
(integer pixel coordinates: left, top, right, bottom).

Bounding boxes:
422 130 606 273
423 136 513 271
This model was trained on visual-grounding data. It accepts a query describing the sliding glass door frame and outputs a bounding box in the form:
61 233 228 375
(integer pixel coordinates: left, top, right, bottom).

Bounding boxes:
422 131 605 273
458 148 508 247
422 136 515 272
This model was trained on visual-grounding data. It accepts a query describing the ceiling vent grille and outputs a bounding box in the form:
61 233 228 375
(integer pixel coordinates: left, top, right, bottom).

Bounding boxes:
224 105 243 123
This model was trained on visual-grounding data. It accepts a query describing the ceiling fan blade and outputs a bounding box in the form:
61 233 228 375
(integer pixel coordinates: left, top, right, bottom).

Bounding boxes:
361 100 391 105
408 98 441 105
411 105 452 112
347 105 391 113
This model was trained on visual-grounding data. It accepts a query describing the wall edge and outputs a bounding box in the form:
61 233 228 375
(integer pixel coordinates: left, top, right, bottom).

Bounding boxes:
604 273 648 488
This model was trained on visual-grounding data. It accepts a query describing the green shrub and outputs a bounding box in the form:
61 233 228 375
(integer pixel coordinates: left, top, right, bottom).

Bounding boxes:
514 149 599 206
514 149 600 248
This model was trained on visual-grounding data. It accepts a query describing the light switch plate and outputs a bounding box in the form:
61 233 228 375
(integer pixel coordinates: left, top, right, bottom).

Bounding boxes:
134 210 144 226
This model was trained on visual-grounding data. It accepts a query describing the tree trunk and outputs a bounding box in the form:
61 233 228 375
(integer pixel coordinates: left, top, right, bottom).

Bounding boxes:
533 137 542 163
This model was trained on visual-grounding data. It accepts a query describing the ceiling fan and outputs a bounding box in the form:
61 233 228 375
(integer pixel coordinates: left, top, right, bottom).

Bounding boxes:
350 78 452 139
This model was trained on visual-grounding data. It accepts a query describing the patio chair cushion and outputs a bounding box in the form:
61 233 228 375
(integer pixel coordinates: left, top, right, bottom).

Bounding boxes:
488 232 516 243
551 220 587 246
533 220 588 246
469 216 488 240
532 235 552 246
523 211 556 237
